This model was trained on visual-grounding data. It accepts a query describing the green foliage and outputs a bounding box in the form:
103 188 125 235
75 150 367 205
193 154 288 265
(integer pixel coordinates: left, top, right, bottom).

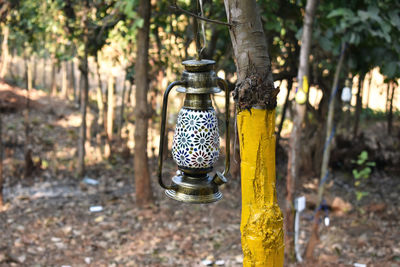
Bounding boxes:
4 0 400 97
352 151 376 201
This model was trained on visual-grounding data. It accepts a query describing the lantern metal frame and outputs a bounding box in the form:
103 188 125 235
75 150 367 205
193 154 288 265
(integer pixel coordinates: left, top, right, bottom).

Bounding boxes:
157 59 230 204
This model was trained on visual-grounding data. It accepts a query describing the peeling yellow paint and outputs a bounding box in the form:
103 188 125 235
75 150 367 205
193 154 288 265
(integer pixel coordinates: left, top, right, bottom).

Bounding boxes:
237 108 284 267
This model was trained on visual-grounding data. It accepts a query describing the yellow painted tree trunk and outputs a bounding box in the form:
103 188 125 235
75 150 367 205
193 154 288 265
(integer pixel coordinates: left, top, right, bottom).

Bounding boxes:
238 109 284 266
224 0 284 265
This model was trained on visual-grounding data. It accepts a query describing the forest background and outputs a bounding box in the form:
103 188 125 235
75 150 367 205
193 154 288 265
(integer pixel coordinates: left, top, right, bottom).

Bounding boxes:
0 0 399 266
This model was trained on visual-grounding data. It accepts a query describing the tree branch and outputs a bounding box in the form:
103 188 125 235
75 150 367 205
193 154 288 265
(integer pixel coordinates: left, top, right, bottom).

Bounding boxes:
169 4 232 27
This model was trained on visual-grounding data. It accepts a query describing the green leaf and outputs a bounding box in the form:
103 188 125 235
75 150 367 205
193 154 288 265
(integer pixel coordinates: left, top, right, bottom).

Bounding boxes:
382 61 397 78
353 169 361 179
389 10 400 28
134 18 144 28
327 8 354 19
356 191 369 201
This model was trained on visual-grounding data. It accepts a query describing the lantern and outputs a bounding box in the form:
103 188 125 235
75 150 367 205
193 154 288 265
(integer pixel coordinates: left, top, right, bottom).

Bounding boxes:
157 59 230 204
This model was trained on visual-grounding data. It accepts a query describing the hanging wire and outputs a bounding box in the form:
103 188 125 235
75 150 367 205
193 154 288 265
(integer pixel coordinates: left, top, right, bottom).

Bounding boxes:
198 0 207 57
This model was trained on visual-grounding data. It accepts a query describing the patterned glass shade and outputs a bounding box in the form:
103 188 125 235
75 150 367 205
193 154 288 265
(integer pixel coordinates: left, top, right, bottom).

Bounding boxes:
172 108 220 169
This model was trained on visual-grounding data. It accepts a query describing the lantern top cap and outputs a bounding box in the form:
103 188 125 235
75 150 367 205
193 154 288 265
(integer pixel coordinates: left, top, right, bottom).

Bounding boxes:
182 59 215 72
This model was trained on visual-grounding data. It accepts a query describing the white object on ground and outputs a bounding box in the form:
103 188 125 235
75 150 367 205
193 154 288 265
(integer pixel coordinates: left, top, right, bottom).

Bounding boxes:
294 196 306 262
89 206 103 212
83 177 99 185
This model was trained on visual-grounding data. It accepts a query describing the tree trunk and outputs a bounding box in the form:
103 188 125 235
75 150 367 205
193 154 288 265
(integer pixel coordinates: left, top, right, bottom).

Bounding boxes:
32 56 37 88
95 54 104 126
385 82 390 113
78 12 90 178
42 57 46 89
353 73 365 139
0 114 3 207
285 0 318 260
24 58 33 177
305 43 346 260
366 72 372 109
224 0 284 265
104 74 115 158
118 79 128 140
51 56 58 95
134 0 153 207
70 59 77 103
61 61 68 99
388 82 395 134
0 25 9 79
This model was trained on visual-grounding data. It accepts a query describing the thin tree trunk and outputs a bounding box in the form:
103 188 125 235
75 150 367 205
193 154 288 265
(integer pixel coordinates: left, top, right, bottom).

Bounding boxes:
353 73 365 139
78 11 90 178
366 72 372 109
0 25 9 79
24 58 33 178
305 43 346 260
61 61 68 99
78 73 83 108
95 55 105 129
224 0 284 265
51 56 57 95
0 114 3 207
385 82 390 113
388 82 395 134
32 56 37 88
277 78 293 145
70 59 77 102
42 57 46 89
285 0 318 260
94 55 105 158
104 74 115 158
118 79 128 139
134 0 153 207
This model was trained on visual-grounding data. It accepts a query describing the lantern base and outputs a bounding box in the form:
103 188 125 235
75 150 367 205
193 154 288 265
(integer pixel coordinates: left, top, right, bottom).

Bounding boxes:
165 173 222 204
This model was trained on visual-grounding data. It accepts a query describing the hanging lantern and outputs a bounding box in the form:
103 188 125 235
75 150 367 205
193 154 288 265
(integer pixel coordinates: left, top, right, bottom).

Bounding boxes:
157 59 230 204
341 80 352 103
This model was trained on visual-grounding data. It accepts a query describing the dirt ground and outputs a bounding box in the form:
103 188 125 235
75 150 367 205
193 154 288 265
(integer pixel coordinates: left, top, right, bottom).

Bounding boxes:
0 82 399 266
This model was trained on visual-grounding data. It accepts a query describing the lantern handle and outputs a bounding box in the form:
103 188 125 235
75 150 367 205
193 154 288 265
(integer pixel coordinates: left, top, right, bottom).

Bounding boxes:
213 78 230 185
158 81 185 189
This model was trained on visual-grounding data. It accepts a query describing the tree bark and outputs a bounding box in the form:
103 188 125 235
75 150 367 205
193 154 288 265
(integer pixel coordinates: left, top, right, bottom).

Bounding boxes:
61 61 68 99
24 58 33 178
305 43 346 260
224 0 284 265
366 72 372 109
388 82 395 134
0 114 3 207
353 72 365 139
78 10 90 178
104 74 115 158
95 54 105 129
117 79 128 140
51 56 57 95
0 25 9 79
32 56 37 88
70 59 77 103
134 0 153 207
42 57 46 89
285 0 318 260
